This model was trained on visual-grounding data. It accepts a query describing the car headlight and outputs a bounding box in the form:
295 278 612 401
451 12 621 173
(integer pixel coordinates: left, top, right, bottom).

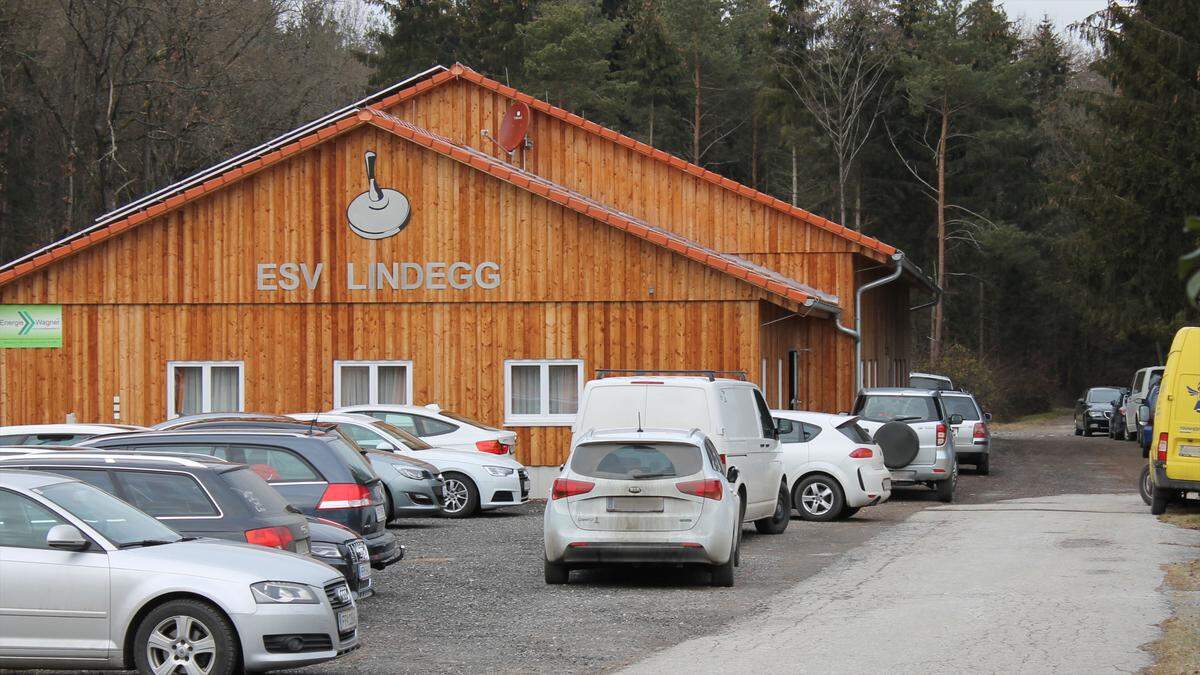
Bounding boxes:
484 465 515 477
1089 411 1105 417
393 465 427 480
309 542 344 559
250 581 318 604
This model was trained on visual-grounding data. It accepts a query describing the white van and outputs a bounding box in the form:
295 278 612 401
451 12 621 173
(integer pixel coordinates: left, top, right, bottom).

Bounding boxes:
1124 366 1164 440
572 372 790 533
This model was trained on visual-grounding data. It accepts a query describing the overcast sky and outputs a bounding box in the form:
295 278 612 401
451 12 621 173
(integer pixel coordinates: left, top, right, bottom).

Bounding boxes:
998 0 1109 31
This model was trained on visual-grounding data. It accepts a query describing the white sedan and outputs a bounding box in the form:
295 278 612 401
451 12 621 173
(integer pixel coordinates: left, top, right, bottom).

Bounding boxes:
331 403 517 456
291 412 529 518
772 411 892 521
543 428 741 587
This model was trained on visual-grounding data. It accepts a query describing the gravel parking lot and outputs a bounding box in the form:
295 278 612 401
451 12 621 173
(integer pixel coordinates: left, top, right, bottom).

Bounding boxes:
295 415 1145 674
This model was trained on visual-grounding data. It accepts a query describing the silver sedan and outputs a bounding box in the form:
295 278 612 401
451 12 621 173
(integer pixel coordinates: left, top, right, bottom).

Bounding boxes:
0 469 359 673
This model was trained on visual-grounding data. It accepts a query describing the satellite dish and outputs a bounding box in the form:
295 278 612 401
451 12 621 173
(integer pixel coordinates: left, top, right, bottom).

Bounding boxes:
496 102 531 153
347 151 410 240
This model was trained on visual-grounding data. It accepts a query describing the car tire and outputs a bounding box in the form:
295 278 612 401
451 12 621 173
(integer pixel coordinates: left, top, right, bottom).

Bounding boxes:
1139 465 1153 506
440 473 480 518
382 487 395 524
838 506 861 519
734 495 745 567
1074 421 1082 436
977 454 990 476
133 599 239 675
754 482 791 534
936 467 956 503
792 475 845 522
1151 486 1172 515
544 557 569 585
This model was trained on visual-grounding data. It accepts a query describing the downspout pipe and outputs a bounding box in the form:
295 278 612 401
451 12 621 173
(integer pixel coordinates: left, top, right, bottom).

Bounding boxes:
834 252 906 394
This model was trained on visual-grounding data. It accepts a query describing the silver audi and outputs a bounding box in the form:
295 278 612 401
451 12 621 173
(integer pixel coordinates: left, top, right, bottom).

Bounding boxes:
0 469 359 673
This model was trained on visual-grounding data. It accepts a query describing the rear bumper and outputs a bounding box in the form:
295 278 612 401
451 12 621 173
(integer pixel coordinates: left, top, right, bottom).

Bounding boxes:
889 450 954 484
1153 463 1200 492
363 529 404 570
560 542 714 565
956 443 989 460
846 466 892 507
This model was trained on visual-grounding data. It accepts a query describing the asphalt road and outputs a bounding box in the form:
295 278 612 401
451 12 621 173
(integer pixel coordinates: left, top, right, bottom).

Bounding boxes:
301 416 1151 674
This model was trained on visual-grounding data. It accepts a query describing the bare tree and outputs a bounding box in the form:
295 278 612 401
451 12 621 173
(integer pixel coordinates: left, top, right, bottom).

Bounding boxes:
776 0 891 228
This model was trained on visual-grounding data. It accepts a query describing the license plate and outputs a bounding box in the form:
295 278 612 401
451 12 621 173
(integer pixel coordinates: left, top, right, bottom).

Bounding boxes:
375 504 387 522
1180 445 1200 458
607 496 664 512
890 470 915 482
337 608 358 632
357 562 371 580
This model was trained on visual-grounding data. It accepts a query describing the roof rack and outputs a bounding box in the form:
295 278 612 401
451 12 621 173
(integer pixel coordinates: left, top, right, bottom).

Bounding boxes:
595 369 748 382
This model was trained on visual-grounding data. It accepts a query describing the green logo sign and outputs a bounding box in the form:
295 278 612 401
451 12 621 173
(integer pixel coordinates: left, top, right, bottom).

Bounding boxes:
0 305 62 348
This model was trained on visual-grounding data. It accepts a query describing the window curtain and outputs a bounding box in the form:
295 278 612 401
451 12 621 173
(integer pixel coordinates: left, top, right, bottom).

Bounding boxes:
340 365 370 406
174 366 202 416
211 366 241 412
511 365 540 414
378 365 407 405
548 365 578 414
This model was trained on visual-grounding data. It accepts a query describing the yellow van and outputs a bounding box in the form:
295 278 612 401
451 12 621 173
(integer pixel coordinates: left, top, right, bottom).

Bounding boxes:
1148 326 1200 514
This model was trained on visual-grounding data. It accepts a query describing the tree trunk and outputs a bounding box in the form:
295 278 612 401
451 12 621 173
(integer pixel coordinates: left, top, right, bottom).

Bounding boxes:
791 144 798 206
837 159 847 227
648 99 655 147
854 174 862 231
692 57 701 165
750 111 758 189
931 103 948 364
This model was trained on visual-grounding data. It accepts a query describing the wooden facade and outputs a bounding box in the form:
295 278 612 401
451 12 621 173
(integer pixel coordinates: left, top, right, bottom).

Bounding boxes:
0 65 927 467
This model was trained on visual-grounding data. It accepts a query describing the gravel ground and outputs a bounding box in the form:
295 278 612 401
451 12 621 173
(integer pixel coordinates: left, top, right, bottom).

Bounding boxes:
28 414 1148 675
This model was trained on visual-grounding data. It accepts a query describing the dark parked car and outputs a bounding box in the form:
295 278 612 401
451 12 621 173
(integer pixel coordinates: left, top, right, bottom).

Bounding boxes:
1074 386 1123 437
80 429 403 569
0 450 379 598
155 416 447 521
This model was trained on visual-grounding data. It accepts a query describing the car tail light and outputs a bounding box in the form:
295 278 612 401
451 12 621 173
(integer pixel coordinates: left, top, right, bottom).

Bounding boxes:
936 423 947 446
973 423 986 440
718 453 727 466
244 526 295 550
551 478 594 500
1158 432 1169 461
676 479 723 500
475 440 507 455
848 448 873 459
317 483 373 510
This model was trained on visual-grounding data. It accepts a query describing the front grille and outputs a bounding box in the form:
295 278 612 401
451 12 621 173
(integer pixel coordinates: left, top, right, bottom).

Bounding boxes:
264 634 333 654
491 490 515 502
324 580 353 609
348 540 369 563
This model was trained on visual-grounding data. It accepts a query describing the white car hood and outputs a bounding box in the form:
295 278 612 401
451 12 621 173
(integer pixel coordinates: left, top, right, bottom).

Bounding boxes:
110 538 340 586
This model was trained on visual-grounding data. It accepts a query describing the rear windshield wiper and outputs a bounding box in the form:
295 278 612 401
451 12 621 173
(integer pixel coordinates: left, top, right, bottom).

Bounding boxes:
630 472 676 480
892 415 924 422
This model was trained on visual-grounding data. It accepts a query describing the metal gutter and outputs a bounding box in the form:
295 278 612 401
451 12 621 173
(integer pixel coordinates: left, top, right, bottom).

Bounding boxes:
1 65 449 272
834 252 906 393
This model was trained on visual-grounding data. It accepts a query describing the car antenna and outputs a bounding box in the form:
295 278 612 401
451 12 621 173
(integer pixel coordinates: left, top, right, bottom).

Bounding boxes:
308 414 318 437
637 412 643 433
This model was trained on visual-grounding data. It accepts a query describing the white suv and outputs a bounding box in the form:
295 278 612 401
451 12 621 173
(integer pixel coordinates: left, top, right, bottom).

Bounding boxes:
1124 366 1164 441
331 404 517 456
573 372 789 534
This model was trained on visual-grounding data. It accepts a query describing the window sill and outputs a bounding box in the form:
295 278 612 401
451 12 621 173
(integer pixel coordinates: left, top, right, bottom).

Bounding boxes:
503 416 575 428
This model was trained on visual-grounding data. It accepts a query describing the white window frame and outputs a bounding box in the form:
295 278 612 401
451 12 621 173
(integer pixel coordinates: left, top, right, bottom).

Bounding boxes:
166 361 245 419
504 359 585 426
333 360 414 407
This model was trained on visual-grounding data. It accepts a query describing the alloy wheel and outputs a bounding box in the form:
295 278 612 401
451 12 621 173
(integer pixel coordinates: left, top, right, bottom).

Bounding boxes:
801 482 835 516
146 615 217 675
442 478 469 514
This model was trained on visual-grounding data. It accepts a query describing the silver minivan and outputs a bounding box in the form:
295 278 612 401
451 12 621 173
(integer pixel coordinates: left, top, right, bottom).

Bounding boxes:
0 469 358 673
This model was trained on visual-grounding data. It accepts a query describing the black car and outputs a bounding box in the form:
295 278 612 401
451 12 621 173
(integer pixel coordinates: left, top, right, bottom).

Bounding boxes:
1074 386 1123 437
0 450 377 597
80 429 402 569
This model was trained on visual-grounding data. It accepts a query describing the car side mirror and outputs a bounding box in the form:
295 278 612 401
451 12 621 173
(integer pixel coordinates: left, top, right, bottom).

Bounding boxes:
1138 405 1150 421
949 414 964 425
726 466 740 484
984 412 992 422
775 419 794 437
375 442 396 452
46 524 89 551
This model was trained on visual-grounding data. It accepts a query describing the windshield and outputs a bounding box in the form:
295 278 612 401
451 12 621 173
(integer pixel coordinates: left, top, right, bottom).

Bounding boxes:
1087 388 1120 404
570 442 703 480
836 420 873 443
35 480 181 547
941 397 981 421
439 411 499 432
856 395 940 423
324 436 378 483
220 468 292 515
373 421 433 450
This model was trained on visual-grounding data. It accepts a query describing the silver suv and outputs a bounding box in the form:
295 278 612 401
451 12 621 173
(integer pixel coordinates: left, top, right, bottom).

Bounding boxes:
852 388 959 502
0 469 358 673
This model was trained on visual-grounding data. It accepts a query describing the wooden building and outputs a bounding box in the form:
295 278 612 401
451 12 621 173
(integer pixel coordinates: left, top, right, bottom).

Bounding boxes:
0 64 935 474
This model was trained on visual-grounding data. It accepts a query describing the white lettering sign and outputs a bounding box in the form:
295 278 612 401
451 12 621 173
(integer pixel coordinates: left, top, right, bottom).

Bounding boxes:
259 261 501 292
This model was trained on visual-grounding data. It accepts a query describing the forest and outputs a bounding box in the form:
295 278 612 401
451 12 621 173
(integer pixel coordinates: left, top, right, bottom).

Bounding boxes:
1 0 1197 416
